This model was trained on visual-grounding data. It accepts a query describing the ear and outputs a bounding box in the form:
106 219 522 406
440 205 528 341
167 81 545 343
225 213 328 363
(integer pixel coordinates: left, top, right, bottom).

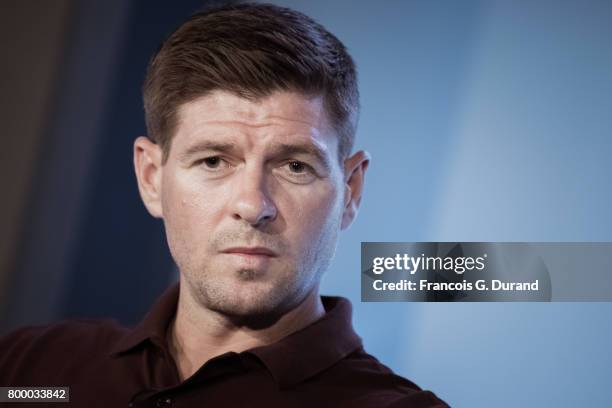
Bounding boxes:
133 136 164 218
341 150 370 230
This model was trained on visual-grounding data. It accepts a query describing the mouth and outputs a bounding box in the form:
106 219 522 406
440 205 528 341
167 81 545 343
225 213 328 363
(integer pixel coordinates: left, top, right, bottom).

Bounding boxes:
220 247 278 271
220 247 278 257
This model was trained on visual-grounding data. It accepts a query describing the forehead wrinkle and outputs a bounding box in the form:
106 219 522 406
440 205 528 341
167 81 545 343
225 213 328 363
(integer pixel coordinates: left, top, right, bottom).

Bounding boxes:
177 116 326 148
174 91 336 158
193 115 320 129
176 112 323 139
178 91 329 130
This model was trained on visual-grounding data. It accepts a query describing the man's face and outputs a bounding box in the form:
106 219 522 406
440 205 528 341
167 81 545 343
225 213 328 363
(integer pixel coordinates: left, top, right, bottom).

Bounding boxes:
152 90 352 318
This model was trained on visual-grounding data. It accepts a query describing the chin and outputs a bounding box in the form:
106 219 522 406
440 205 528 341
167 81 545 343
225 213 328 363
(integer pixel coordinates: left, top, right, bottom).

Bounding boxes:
196 276 293 319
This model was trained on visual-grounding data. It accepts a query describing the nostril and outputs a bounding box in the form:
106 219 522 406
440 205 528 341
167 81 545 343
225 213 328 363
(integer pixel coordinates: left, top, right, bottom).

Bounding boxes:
252 213 274 227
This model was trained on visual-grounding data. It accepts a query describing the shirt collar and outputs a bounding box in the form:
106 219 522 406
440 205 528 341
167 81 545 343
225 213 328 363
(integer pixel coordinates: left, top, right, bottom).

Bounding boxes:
246 295 363 388
109 283 179 356
109 282 363 388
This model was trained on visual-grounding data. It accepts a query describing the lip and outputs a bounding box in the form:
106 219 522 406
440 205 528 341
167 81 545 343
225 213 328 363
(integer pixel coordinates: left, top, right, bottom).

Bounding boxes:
220 247 278 257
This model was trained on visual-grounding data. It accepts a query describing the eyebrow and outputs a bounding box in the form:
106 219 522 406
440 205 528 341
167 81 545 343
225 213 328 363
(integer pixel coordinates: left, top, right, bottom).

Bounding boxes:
180 140 333 171
180 141 239 161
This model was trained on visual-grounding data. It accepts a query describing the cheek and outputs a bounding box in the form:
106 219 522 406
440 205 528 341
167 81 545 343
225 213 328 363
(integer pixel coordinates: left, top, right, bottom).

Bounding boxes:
161 173 227 254
286 181 343 240
283 182 343 279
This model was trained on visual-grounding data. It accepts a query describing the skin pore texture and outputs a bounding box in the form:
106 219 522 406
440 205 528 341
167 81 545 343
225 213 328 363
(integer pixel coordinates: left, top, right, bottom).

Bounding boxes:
133 90 369 380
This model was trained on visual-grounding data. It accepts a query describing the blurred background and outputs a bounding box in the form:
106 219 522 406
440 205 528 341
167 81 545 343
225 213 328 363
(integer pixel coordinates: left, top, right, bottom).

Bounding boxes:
1 0 611 406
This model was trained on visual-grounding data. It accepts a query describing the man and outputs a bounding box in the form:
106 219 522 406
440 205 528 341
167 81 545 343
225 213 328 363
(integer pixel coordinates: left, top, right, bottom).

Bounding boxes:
0 3 448 407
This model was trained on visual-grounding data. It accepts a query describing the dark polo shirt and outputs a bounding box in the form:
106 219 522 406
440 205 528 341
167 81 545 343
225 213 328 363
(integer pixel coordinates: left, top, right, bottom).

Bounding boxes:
0 284 449 407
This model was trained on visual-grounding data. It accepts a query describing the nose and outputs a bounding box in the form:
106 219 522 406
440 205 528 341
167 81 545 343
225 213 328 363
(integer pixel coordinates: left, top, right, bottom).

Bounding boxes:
229 165 277 227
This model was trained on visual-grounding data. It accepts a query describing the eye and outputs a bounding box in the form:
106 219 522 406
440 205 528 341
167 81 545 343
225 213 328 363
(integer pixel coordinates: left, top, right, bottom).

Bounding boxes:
288 161 307 173
202 156 222 168
195 156 232 173
276 160 317 184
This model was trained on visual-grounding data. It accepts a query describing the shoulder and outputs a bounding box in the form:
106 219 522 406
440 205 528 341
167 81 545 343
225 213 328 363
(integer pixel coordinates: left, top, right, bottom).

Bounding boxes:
0 319 128 382
326 348 450 408
0 318 127 352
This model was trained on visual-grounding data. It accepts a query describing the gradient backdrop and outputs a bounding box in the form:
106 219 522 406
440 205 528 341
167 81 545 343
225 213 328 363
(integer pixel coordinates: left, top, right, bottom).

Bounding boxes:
1 1 611 407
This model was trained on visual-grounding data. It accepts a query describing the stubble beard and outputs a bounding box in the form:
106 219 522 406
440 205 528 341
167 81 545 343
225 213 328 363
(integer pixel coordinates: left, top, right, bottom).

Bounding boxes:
173 196 343 325
182 227 340 326
182 263 309 327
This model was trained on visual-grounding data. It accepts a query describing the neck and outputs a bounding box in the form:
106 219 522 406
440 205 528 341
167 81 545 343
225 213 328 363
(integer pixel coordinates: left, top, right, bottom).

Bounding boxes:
167 282 325 381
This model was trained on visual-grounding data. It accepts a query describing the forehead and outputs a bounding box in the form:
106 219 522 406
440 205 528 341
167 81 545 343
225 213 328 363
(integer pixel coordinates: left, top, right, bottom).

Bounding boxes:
172 90 337 152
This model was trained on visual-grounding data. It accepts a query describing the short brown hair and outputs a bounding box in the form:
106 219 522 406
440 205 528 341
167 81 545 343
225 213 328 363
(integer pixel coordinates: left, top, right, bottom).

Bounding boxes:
143 2 359 164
